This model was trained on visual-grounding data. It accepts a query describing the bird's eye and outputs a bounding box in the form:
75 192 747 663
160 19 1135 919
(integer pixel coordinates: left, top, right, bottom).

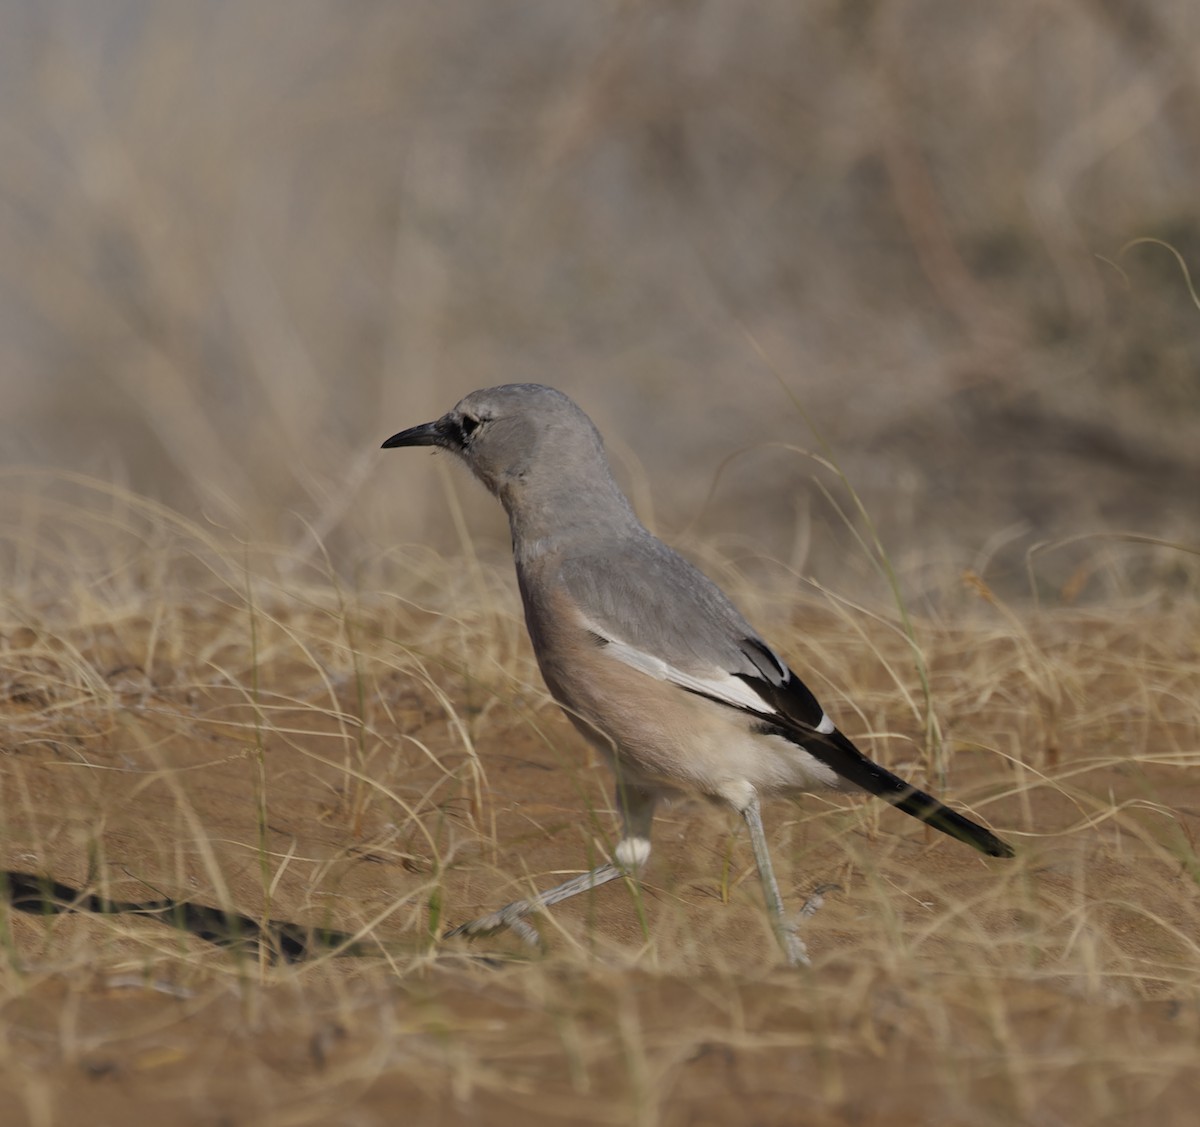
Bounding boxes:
460 415 481 440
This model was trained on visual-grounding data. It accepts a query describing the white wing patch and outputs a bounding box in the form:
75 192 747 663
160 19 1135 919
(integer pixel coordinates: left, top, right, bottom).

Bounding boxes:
585 621 778 715
585 619 838 737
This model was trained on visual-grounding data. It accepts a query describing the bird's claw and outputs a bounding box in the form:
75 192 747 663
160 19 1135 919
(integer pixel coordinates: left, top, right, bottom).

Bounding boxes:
777 883 841 967
444 900 543 947
796 882 841 921
782 929 811 968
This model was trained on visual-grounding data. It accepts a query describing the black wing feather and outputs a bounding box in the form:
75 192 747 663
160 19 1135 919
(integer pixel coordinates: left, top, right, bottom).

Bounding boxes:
682 640 1015 859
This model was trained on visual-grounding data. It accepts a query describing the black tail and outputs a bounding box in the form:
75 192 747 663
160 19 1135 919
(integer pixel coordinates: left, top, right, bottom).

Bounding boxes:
887 778 1014 857
806 727 1014 858
722 659 1015 857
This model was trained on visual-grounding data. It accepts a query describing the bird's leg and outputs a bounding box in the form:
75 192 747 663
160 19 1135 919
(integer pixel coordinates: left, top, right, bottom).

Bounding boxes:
739 790 811 967
444 784 658 945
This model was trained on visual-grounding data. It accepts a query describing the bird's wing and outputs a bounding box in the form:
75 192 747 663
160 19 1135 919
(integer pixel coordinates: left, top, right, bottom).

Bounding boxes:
561 538 834 730
562 541 1014 859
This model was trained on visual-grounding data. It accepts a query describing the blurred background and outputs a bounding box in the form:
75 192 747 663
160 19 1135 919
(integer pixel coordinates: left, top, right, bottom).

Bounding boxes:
2 0 1197 602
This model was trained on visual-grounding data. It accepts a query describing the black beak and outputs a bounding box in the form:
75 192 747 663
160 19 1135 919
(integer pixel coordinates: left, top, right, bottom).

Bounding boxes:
381 419 447 449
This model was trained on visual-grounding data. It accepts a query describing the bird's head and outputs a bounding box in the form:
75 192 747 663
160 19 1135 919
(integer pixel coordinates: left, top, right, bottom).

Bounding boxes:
382 383 608 506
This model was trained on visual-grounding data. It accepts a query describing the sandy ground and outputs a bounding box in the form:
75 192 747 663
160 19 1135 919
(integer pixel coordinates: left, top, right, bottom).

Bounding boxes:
1 592 1198 1126
1 7 1198 1123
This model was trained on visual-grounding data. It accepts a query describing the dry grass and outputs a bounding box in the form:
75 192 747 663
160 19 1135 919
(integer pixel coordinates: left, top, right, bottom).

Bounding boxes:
2 5 1198 1124
0 473 1197 1127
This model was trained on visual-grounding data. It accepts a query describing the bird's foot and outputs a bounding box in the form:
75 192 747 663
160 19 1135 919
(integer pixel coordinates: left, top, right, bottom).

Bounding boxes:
780 925 811 968
797 882 841 921
443 862 627 949
444 900 543 947
779 884 842 968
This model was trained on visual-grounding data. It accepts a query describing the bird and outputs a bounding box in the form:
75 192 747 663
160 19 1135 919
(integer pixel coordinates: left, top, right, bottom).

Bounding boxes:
382 384 1013 965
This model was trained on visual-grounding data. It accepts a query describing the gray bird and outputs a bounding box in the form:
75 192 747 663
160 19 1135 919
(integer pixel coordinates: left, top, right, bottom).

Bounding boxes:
382 384 1013 965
